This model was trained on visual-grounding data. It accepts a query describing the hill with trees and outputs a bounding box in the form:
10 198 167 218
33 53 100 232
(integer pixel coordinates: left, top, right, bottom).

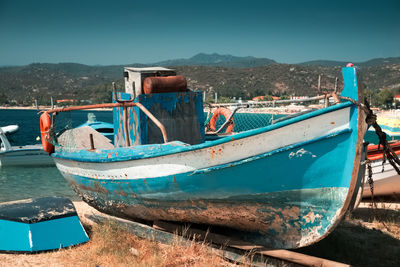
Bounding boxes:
0 54 399 108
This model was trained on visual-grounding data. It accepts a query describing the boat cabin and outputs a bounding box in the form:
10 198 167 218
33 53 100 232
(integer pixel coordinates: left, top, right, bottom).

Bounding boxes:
113 67 205 147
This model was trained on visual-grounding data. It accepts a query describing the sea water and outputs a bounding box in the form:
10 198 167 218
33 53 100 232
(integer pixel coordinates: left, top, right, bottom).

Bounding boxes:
0 109 396 202
0 109 112 202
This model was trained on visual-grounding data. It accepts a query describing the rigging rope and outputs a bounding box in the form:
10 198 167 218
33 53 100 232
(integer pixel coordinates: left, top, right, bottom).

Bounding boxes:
340 95 400 212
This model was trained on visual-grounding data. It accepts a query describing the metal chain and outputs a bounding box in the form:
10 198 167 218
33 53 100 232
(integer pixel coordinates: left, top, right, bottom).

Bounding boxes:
339 95 400 211
367 162 377 208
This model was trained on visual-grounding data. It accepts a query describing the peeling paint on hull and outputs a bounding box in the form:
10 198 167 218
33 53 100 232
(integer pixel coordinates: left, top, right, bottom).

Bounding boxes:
63 174 348 248
57 126 356 249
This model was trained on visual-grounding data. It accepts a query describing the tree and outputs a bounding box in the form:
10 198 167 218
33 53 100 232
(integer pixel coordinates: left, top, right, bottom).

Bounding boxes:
364 89 378 107
376 89 394 109
0 93 9 105
262 95 274 101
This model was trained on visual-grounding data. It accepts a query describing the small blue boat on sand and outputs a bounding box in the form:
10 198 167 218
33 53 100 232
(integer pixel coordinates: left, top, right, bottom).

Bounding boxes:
0 197 88 252
39 66 367 249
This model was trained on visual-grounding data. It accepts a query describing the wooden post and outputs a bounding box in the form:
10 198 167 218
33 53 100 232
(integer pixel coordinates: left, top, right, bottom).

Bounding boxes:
89 134 95 150
334 77 338 93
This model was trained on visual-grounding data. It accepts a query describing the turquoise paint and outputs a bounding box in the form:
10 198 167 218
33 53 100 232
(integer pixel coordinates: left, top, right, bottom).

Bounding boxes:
113 91 204 146
192 127 352 176
29 216 88 251
63 127 355 202
0 220 31 251
341 67 360 101
0 216 88 252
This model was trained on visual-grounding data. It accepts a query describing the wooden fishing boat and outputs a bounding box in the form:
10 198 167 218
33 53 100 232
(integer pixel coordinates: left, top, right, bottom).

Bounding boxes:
363 141 400 197
40 66 367 249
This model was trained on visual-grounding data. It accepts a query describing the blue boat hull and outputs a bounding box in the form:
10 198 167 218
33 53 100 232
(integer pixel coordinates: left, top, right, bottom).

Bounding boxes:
0 197 89 252
51 66 367 248
59 121 362 248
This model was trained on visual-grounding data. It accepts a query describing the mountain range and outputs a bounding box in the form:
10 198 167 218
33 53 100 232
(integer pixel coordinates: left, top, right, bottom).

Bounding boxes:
152 53 277 68
150 53 400 68
0 53 399 105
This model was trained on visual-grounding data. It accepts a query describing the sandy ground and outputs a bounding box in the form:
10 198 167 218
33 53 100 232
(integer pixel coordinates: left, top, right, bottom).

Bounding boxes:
0 201 399 266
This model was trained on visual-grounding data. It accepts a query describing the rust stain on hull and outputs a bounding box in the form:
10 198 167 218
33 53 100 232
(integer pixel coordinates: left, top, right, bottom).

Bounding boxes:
74 189 344 249
77 181 109 194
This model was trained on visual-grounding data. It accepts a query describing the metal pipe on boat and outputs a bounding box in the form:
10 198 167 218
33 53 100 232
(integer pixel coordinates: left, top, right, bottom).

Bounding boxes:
135 102 168 143
45 102 169 144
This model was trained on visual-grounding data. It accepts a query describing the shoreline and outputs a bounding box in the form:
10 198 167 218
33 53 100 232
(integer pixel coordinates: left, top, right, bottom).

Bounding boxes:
0 106 112 111
1 105 304 115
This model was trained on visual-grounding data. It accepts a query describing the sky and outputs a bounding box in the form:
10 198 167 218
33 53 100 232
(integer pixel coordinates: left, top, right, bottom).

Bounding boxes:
0 0 399 66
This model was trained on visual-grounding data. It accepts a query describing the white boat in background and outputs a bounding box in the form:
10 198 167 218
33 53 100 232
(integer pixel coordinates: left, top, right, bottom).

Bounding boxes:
0 125 54 167
363 141 400 198
0 125 19 135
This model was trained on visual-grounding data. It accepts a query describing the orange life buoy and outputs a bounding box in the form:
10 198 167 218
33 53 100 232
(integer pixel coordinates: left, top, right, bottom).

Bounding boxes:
40 112 54 154
208 107 234 133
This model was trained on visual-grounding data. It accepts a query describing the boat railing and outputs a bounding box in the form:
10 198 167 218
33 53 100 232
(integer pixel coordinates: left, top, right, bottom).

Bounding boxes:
207 94 336 108
204 93 340 134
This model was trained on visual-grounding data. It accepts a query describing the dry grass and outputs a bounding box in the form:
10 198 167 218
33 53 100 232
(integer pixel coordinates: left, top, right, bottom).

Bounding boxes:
0 220 242 267
2 201 400 266
296 201 400 267
353 201 400 239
